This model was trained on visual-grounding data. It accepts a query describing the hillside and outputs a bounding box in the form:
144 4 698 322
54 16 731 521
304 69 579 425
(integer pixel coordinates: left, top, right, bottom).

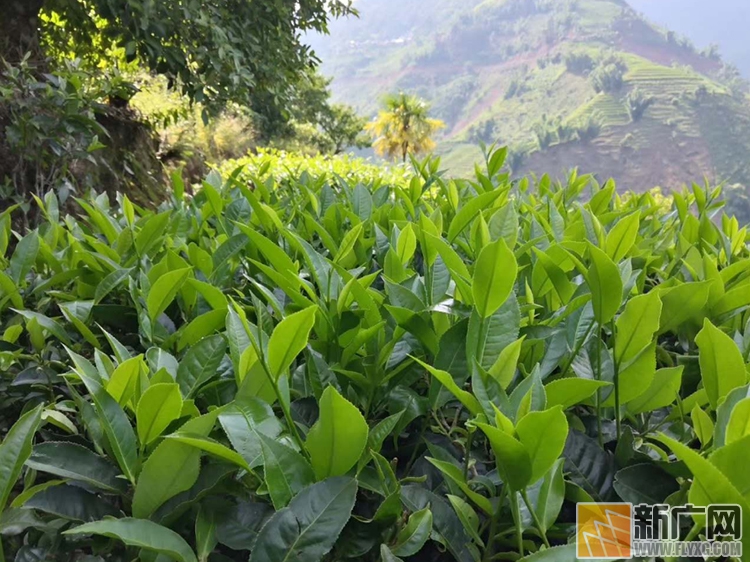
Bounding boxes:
628 0 750 79
311 0 750 190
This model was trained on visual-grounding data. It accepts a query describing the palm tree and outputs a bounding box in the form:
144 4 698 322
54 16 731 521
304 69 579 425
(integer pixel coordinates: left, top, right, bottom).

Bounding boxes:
366 93 445 162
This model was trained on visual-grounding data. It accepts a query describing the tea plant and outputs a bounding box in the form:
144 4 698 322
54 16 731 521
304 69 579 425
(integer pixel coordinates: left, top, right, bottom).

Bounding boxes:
0 148 748 562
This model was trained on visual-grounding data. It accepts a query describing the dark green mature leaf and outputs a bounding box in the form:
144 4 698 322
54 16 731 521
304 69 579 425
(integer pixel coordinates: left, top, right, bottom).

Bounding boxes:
258 433 315 510
95 268 134 304
613 464 679 505
23 484 120 521
219 398 283 469
215 500 272 551
26 442 127 494
249 477 357 562
563 430 615 502
65 518 198 562
176 335 226 397
380 545 404 562
15 310 71 345
529 458 565 534
467 294 521 371
195 505 218 562
0 405 43 512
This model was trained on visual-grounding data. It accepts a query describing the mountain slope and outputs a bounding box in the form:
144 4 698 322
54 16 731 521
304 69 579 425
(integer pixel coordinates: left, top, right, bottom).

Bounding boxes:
628 0 750 79
311 0 750 191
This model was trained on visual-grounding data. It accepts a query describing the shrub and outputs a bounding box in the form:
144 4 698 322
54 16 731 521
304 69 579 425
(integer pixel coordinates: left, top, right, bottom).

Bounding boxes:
590 56 627 93
0 58 165 220
574 112 602 142
565 50 595 74
0 58 107 203
533 115 558 149
626 88 654 121
0 150 747 562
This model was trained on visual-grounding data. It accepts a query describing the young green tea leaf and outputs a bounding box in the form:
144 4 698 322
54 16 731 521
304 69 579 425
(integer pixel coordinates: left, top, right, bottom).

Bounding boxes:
305 386 368 480
136 383 183 445
585 244 622 324
391 507 432 557
696 318 747 409
267 306 317 381
515 406 569 485
147 268 191 322
472 238 517 319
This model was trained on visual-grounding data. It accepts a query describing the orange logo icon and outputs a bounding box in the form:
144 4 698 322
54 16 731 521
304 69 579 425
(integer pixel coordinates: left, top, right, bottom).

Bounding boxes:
576 503 633 559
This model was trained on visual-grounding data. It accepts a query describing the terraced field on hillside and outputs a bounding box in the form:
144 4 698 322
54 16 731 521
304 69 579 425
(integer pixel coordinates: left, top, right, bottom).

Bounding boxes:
314 0 750 191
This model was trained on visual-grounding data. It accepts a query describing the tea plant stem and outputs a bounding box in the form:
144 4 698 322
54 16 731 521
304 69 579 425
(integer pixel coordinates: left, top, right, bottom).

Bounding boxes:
475 317 489 367
405 418 428 474
685 522 702 542
595 322 603 447
520 489 551 548
610 319 622 441
482 484 508 562
559 321 595 376
276 386 310 461
463 429 474 480
676 393 687 442
510 491 524 556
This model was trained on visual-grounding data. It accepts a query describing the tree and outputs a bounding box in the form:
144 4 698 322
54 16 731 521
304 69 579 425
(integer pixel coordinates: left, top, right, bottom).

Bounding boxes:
1 0 354 112
252 70 368 155
319 104 370 154
626 88 654 122
366 93 445 162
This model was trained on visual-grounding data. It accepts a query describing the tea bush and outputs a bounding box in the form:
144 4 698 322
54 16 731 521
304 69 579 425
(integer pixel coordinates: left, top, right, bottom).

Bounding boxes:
0 148 749 562
218 149 412 192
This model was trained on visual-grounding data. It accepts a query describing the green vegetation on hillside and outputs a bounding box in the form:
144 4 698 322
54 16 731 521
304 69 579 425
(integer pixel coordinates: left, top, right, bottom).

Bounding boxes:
0 0 369 216
312 0 750 191
0 149 749 561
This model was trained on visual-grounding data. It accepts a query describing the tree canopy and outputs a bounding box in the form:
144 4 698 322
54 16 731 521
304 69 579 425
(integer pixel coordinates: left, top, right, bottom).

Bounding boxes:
2 0 354 111
366 93 445 162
